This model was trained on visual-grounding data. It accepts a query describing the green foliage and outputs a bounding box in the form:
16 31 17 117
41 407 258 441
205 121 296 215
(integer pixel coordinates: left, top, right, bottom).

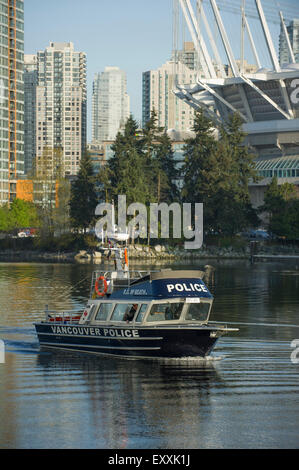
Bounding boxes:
69 151 98 232
31 146 70 239
261 177 299 239
182 111 259 235
53 179 71 236
98 111 179 207
0 204 11 231
33 232 96 252
0 199 39 232
205 234 247 250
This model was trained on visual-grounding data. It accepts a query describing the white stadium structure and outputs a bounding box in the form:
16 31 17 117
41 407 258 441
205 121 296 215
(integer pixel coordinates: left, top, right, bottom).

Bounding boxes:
172 0 299 206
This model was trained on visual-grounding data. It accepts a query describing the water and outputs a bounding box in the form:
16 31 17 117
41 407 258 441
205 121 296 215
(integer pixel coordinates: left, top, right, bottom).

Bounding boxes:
0 260 299 449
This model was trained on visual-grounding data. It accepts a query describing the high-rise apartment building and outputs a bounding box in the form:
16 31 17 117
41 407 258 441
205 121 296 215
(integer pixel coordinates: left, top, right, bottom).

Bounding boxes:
0 0 24 204
142 60 196 132
92 66 130 143
24 54 37 176
279 19 299 66
36 42 86 177
174 41 197 71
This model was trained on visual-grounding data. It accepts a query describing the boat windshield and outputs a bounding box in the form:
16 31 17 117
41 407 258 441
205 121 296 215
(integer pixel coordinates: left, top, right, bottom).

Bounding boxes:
185 302 210 323
146 302 184 322
95 303 113 321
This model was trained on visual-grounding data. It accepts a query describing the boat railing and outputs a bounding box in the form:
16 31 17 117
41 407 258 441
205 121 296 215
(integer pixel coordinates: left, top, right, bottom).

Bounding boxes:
44 305 82 323
90 270 153 296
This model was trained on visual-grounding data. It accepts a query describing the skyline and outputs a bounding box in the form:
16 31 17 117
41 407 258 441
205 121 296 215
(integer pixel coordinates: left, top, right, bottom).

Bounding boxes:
24 0 174 140
24 0 299 143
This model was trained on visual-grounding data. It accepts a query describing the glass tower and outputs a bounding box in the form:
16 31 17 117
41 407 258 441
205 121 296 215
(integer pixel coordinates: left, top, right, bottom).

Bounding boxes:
92 66 130 143
279 19 299 66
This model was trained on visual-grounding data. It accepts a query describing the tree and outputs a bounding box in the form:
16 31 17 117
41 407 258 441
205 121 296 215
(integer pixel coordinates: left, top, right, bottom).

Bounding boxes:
142 110 179 203
0 204 11 232
182 109 217 201
220 113 259 200
261 177 299 239
69 151 98 232
182 111 259 235
104 115 144 203
97 113 181 243
52 178 71 236
0 199 39 233
156 132 180 201
31 147 66 238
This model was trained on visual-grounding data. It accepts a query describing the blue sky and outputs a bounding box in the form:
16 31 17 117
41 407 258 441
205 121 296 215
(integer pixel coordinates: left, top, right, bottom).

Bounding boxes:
24 0 174 139
24 0 298 141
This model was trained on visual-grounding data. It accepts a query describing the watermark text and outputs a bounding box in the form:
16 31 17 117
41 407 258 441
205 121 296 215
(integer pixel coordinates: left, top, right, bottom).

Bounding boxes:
290 339 299 364
95 195 203 249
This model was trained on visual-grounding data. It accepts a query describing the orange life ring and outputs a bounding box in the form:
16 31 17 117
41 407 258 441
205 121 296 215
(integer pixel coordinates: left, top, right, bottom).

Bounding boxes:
124 248 128 266
95 276 108 297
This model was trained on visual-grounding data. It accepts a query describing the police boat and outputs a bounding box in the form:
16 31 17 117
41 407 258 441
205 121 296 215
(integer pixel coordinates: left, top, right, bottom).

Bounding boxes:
34 247 238 360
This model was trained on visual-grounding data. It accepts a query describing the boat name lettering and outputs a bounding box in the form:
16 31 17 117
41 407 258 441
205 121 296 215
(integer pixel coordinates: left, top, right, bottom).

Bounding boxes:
123 288 147 295
51 326 140 338
166 282 208 293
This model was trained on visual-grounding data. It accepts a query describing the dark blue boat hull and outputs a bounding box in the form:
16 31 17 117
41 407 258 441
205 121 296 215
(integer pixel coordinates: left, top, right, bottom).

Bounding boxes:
34 323 222 359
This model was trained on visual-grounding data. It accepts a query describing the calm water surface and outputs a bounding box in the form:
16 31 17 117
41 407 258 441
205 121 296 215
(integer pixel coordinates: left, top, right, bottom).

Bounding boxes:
0 259 299 449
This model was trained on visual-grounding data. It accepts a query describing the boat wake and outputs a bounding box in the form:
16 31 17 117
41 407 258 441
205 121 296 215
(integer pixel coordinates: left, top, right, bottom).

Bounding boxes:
153 354 224 364
0 327 39 355
4 339 39 354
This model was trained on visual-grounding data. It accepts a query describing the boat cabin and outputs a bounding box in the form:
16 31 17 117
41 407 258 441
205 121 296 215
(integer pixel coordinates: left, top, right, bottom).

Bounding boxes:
76 268 214 327
45 269 214 326
78 297 213 326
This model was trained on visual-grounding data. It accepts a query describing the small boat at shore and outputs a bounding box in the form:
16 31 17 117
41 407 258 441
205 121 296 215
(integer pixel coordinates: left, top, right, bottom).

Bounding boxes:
34 247 238 360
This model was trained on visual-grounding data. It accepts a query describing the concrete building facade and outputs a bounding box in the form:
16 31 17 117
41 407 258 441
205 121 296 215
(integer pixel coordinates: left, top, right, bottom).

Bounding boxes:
0 0 24 203
142 60 196 131
35 42 87 177
24 53 37 176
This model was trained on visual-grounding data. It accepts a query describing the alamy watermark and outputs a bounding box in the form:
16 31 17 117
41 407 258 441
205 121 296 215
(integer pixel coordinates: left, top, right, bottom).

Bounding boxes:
290 79 299 104
290 339 299 364
0 339 4 364
95 195 203 249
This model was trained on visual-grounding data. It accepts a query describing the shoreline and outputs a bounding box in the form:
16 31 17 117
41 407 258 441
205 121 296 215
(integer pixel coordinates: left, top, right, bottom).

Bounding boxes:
0 242 299 263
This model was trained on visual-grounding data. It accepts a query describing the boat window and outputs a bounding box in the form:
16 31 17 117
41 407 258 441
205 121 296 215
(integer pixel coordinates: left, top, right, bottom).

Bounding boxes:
135 304 148 323
86 304 96 319
95 303 113 321
185 302 210 322
111 303 138 322
146 303 183 322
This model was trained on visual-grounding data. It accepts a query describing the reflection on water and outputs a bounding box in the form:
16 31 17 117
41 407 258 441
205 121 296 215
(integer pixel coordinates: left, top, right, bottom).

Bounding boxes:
0 260 299 449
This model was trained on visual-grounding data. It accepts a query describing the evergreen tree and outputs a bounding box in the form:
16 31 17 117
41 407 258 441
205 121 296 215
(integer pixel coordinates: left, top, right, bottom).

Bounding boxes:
142 110 179 203
142 109 164 160
69 151 98 232
104 115 143 202
99 113 179 206
182 110 259 235
261 177 299 239
181 109 218 228
97 113 180 243
220 113 259 202
116 146 151 205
